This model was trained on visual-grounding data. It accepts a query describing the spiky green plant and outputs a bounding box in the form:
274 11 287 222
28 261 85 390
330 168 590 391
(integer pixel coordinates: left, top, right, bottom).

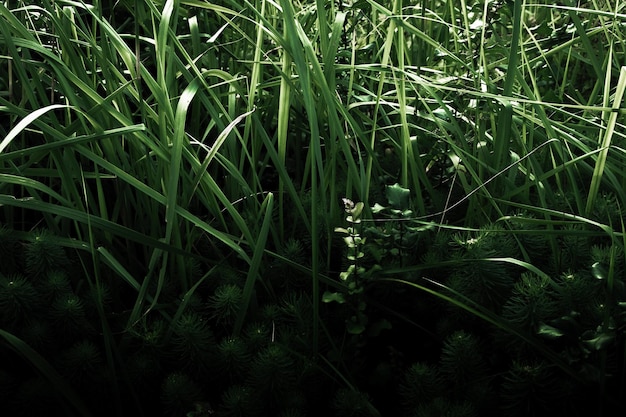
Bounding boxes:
25 230 68 278
552 224 593 273
331 388 380 417
208 284 243 326
128 318 167 355
50 292 91 339
439 330 489 398
555 269 601 323
216 337 250 382
59 340 103 385
446 227 519 308
502 273 559 332
0 273 38 327
39 270 72 301
499 360 566 417
247 344 296 402
243 321 271 353
169 312 215 373
160 372 204 417
218 384 258 417
398 362 444 413
414 397 477 417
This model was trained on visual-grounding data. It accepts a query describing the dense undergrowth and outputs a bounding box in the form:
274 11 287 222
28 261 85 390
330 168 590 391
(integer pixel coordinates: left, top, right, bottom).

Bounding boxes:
1 0 626 416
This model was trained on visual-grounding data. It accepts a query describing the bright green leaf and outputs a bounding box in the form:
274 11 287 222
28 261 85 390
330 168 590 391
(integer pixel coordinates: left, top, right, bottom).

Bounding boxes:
386 183 410 210
322 291 346 304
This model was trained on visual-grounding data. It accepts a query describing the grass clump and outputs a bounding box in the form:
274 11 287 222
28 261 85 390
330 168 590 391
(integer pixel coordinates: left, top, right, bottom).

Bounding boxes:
1 0 626 416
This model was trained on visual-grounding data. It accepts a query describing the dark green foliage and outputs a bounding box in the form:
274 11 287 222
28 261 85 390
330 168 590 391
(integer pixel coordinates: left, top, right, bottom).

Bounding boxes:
447 227 518 308
59 339 103 384
20 318 53 351
555 270 604 327
589 192 625 226
0 273 38 326
279 291 315 343
129 318 167 354
331 388 379 417
413 397 477 417
160 373 204 417
216 337 250 382
243 321 272 353
212 265 245 288
0 369 17 407
505 212 550 263
50 292 92 338
170 312 215 373
439 331 489 397
273 238 308 290
502 273 558 332
247 344 296 401
476 224 522 259
259 303 282 325
0 226 20 274
280 238 305 262
15 377 62 417
2 1 626 416
25 230 68 278
125 352 162 386
551 225 591 273
398 362 444 412
218 385 258 417
278 408 306 417
176 291 204 313
82 280 113 318
590 244 624 268
208 284 243 326
39 270 72 301
499 360 564 416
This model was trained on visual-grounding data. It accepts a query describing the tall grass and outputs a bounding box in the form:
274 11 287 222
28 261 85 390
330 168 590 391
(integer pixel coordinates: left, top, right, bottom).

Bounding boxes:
1 0 626 414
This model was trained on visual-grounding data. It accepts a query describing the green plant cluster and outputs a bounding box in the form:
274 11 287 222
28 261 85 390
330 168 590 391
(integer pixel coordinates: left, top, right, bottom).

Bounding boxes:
0 227 343 416
341 190 626 416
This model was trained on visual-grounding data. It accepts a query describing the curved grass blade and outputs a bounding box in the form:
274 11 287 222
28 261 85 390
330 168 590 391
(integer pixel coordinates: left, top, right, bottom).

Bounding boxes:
0 104 69 154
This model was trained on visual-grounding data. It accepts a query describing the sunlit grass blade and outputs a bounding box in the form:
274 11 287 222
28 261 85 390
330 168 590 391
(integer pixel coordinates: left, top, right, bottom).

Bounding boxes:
0 104 69 154
585 66 626 215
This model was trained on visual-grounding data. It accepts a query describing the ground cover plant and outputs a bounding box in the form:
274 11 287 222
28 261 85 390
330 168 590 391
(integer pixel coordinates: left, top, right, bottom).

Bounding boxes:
1 0 626 416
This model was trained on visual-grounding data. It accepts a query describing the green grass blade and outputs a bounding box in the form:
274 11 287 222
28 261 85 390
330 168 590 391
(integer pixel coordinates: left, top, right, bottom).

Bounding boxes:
0 104 69 154
233 192 274 336
585 66 626 215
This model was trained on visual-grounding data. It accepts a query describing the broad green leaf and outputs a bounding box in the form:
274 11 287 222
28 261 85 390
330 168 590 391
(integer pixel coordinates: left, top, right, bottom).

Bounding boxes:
386 183 410 211
537 323 565 339
582 331 615 351
322 291 346 304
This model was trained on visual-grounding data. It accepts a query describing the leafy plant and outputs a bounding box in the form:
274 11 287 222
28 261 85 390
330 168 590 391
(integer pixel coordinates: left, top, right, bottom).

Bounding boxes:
324 198 378 335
